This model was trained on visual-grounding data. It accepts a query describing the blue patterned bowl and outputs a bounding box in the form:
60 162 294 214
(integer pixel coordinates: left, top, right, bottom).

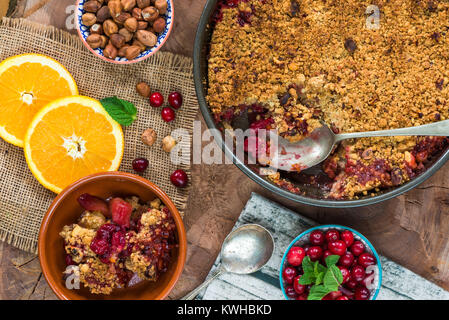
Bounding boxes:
279 225 382 300
76 0 174 64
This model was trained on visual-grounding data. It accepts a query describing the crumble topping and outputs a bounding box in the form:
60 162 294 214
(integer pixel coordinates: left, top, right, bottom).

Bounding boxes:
60 196 177 295
208 0 449 199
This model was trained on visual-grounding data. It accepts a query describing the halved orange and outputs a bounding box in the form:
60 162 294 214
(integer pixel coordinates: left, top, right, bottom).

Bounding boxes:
0 53 78 147
24 96 124 193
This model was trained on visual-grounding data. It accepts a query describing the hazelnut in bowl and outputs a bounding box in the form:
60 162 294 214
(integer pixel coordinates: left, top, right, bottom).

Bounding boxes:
38 171 187 300
76 0 174 64
280 225 382 300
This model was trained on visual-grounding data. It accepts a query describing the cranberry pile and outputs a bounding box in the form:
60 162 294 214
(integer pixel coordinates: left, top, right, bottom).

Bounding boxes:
149 91 183 122
282 228 378 300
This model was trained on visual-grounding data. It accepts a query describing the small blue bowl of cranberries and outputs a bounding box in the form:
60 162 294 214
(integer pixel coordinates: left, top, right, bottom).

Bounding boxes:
280 225 382 300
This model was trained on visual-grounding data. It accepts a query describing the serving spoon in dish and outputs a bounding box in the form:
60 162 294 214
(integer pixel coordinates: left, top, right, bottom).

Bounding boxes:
269 119 449 172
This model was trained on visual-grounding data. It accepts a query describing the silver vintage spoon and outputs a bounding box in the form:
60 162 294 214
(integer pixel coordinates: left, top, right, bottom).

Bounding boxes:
181 224 274 300
270 120 449 172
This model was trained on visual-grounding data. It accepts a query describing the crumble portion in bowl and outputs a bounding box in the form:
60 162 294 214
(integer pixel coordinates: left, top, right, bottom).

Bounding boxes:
207 0 449 199
60 196 177 295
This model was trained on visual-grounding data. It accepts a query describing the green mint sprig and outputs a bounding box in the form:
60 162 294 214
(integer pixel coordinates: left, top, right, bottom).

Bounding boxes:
100 96 137 126
298 255 343 300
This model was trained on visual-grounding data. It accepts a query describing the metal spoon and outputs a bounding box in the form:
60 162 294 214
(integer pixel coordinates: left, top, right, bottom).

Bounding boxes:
181 224 274 300
270 120 449 172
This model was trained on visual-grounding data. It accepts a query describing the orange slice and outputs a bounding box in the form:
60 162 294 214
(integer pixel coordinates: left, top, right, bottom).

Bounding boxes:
0 53 78 147
24 96 124 193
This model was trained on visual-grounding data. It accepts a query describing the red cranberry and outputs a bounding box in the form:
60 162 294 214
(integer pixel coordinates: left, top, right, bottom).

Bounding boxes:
350 241 365 256
338 266 350 283
77 193 108 215
323 291 342 300
307 246 323 261
351 265 366 282
296 294 308 300
90 237 109 256
96 223 119 240
355 286 370 300
293 275 306 294
150 92 164 107
325 229 340 243
345 278 358 289
287 246 305 266
322 249 332 261
111 231 126 252
65 255 75 266
161 107 176 122
132 157 149 172
168 91 183 109
341 230 354 247
285 285 297 298
328 240 347 256
336 295 350 300
170 169 189 188
358 252 376 268
338 251 355 267
282 267 297 284
309 230 325 246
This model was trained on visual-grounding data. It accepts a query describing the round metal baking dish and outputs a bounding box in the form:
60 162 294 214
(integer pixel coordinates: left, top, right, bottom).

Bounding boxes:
193 0 449 208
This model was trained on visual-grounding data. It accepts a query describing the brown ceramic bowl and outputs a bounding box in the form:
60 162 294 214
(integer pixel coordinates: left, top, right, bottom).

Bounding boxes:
38 171 187 300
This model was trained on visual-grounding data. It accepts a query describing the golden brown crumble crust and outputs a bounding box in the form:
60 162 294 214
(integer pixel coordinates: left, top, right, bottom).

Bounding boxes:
207 0 449 198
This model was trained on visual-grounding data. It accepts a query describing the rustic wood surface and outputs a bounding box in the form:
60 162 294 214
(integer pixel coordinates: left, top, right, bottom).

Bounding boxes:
1 0 449 300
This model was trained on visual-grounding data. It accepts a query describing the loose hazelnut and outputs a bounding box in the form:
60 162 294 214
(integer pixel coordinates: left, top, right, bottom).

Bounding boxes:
82 13 97 26
96 5 111 23
90 23 103 34
104 43 118 59
108 0 123 18
121 0 136 11
142 6 159 22
84 0 101 13
119 28 133 42
103 19 118 36
162 136 177 152
110 33 126 48
125 45 142 60
152 17 166 33
86 34 102 49
124 17 138 32
136 0 150 9
118 44 130 57
136 30 157 47
99 35 108 48
132 39 146 52
141 128 157 146
132 7 143 20
114 12 131 25
154 0 168 15
136 82 151 97
137 21 148 30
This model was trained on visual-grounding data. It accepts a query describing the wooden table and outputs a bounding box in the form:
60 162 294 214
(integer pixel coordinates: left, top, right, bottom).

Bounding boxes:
1 0 449 299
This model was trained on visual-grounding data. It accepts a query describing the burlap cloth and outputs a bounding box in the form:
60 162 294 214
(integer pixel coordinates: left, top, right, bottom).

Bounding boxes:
0 18 197 254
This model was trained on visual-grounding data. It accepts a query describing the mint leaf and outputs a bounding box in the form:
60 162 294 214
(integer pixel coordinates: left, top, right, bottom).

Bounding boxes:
315 272 325 285
325 255 340 268
307 285 331 300
302 256 313 274
323 265 343 292
298 272 314 285
100 96 137 126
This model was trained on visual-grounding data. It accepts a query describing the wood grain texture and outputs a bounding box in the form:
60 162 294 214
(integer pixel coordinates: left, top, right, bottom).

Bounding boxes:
1 0 449 300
